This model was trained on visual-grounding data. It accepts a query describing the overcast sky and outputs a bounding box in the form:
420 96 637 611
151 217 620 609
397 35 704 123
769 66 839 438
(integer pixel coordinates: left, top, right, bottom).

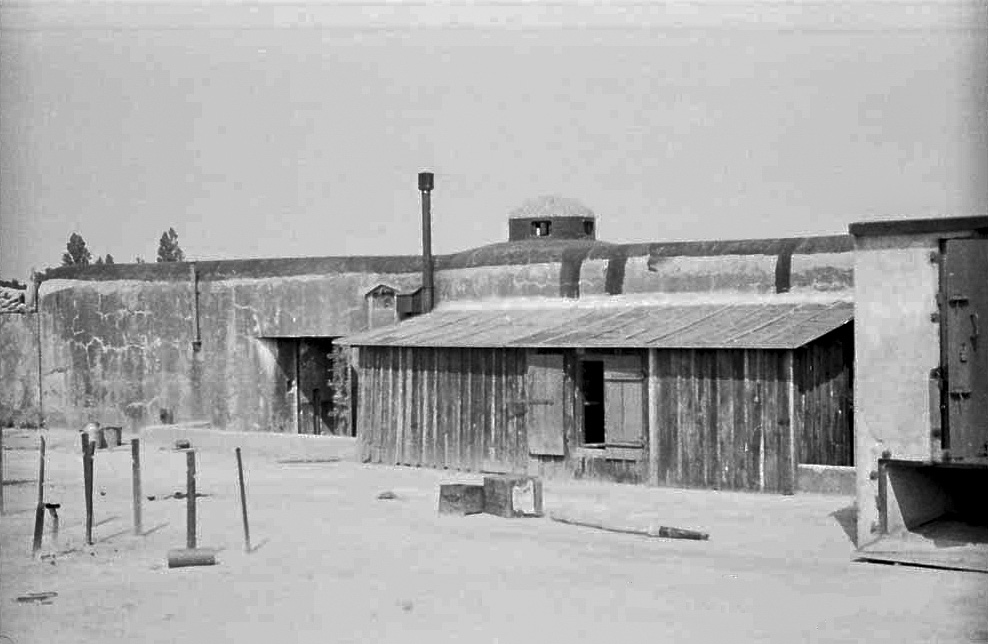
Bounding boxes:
1 0 986 281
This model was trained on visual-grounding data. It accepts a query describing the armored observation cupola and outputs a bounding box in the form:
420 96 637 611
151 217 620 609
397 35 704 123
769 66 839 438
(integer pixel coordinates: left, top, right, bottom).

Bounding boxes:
507 196 597 242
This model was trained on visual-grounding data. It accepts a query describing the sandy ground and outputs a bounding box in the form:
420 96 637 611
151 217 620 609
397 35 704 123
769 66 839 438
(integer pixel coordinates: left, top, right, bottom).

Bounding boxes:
1 428 986 644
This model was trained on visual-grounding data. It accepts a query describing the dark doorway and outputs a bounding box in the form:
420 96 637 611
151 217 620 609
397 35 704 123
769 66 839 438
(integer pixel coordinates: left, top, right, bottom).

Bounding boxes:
297 338 336 435
582 360 605 445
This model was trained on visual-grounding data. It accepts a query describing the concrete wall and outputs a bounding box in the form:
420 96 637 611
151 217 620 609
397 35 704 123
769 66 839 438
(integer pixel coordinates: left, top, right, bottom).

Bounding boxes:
853 234 941 546
0 312 40 426
36 267 422 432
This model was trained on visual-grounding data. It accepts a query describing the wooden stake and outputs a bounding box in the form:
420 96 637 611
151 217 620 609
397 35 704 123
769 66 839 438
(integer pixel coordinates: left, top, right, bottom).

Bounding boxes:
1 427 5 516
31 435 46 556
131 438 142 535
235 447 251 553
82 433 94 545
186 450 196 550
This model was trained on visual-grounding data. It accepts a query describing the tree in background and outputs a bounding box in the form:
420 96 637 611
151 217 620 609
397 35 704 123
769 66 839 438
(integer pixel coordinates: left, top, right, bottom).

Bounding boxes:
104 253 115 265
61 232 92 266
156 227 185 262
135 257 146 264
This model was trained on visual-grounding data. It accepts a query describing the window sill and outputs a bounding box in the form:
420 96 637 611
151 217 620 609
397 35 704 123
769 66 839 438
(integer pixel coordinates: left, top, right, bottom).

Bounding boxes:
575 445 644 461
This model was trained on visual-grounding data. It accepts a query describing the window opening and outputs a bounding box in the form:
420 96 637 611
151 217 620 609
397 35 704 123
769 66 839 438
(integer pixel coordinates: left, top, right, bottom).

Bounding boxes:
531 220 552 237
582 360 605 445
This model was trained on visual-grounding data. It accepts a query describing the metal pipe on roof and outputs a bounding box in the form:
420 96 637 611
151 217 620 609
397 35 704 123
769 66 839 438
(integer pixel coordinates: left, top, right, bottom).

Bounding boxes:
419 171 435 314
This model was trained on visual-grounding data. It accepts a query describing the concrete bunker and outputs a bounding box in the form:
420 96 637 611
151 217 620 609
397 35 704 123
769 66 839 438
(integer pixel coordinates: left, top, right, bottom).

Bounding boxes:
851 216 988 572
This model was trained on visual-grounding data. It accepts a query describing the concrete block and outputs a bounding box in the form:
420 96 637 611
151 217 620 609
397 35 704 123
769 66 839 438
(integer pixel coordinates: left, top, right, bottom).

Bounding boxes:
483 475 543 518
437 484 485 515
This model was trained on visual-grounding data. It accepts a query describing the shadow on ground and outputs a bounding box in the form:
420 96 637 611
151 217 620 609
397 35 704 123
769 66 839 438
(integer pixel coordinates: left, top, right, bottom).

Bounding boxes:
830 504 857 547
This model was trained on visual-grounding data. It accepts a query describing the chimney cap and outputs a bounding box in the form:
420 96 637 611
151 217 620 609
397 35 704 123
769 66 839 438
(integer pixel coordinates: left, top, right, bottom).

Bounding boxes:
418 172 434 191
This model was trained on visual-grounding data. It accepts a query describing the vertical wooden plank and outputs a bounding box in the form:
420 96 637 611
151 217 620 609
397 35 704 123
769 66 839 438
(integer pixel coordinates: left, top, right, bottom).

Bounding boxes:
393 348 404 465
363 349 375 462
703 350 718 489
437 348 449 469
715 350 733 490
506 350 521 471
783 350 797 494
737 350 751 491
432 349 442 469
390 348 401 465
450 348 461 470
657 351 674 486
647 349 659 486
762 352 780 492
419 349 430 468
791 348 804 470
370 349 382 463
459 349 470 470
377 347 398 465
418 348 428 467
754 351 765 491
688 350 702 487
471 350 483 471
379 348 391 463
672 350 684 486
407 347 416 466
484 349 494 468
674 350 686 486
492 349 505 471
566 351 580 470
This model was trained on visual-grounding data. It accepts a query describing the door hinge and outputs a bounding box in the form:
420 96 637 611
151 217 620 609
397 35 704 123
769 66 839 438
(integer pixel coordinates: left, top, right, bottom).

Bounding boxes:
949 389 972 398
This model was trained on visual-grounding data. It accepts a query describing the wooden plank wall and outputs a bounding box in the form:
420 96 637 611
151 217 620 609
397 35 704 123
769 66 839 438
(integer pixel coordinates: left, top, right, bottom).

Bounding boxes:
794 325 854 466
655 348 794 493
357 346 528 473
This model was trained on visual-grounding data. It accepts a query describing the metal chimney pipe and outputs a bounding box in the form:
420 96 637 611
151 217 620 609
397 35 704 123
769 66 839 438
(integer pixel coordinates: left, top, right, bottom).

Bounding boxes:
418 171 435 314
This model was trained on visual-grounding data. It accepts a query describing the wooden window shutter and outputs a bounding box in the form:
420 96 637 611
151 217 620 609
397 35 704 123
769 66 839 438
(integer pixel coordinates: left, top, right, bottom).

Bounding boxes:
603 355 645 446
526 353 566 456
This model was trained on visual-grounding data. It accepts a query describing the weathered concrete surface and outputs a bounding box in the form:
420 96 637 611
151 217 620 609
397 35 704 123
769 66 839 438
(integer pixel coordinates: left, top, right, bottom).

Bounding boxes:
0 312 39 426
36 267 423 434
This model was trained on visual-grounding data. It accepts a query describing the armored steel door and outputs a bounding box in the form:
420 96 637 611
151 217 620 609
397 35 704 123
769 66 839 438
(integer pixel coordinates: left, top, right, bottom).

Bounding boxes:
944 239 988 459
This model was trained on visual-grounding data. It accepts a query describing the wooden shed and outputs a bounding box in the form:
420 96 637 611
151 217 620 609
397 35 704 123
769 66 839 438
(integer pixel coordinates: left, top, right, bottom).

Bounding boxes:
340 297 853 493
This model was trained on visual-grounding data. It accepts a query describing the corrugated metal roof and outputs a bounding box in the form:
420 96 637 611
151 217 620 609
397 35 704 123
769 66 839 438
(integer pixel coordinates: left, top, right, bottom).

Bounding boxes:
340 300 853 350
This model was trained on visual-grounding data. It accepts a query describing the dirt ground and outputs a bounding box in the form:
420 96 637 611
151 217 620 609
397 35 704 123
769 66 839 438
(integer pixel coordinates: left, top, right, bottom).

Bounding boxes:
2 428 986 644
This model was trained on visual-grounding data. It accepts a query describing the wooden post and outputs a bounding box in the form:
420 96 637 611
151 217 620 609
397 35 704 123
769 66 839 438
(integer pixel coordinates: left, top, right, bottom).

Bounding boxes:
131 438 142 535
1 427 5 515
235 448 251 553
31 435 46 556
82 433 95 545
186 450 196 550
